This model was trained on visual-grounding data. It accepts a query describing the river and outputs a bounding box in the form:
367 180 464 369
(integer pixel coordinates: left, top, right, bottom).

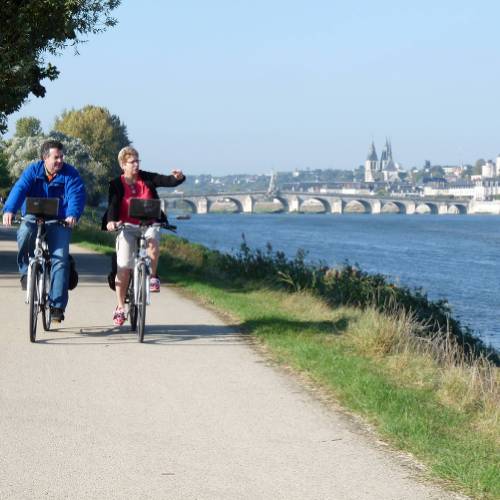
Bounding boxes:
172 213 500 350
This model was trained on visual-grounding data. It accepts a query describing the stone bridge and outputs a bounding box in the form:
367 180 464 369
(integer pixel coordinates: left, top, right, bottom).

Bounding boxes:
158 190 472 215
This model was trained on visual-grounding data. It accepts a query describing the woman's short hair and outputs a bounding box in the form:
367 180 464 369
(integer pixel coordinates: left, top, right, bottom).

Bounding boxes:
118 146 139 166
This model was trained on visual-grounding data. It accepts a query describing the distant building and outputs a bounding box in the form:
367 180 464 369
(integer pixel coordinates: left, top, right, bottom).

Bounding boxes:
482 160 496 178
364 142 378 183
364 138 402 183
423 179 500 201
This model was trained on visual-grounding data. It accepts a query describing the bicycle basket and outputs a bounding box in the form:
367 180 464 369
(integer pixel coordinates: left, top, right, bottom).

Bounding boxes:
128 198 161 220
26 197 59 217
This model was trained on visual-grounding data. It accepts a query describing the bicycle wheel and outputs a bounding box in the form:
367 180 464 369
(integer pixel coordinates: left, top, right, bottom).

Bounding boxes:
28 262 41 343
127 274 138 331
136 263 147 342
41 262 51 331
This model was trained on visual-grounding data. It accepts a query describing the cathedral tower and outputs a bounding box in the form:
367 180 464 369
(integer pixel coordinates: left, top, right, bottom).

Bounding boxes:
365 142 378 182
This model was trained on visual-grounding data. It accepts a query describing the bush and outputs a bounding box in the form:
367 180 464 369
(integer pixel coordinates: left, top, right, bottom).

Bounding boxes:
161 233 498 365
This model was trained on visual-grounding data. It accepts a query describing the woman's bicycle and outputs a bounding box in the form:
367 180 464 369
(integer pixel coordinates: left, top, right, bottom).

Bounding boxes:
118 199 176 342
24 197 64 342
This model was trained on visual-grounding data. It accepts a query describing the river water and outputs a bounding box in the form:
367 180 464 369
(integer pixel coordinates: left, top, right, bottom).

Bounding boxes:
173 213 500 350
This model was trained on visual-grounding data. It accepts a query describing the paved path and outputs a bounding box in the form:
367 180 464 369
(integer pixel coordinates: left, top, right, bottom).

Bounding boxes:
0 227 462 499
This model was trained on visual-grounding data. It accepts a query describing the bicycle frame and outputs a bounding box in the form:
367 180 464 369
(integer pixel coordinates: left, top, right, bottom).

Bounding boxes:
133 228 152 306
26 221 50 305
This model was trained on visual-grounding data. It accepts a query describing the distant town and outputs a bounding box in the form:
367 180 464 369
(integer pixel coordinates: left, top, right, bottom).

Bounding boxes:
180 139 500 203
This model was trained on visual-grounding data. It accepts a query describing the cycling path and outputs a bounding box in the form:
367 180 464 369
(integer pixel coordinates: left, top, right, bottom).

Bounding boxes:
0 227 463 499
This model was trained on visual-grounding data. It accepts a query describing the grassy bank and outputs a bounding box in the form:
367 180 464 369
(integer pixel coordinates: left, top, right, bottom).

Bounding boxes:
73 214 499 499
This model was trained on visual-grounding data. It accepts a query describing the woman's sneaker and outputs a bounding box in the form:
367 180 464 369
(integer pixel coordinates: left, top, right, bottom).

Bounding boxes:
113 306 126 326
150 277 160 293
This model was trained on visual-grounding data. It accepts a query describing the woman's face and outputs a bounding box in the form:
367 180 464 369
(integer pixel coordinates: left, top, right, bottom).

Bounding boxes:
121 155 140 177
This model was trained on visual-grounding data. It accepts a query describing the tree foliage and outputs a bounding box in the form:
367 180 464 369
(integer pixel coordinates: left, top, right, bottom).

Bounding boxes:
0 144 11 197
0 0 120 134
53 105 130 197
474 158 486 175
4 131 102 206
15 117 43 138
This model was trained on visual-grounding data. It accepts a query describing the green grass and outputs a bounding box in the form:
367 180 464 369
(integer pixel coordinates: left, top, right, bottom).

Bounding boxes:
165 279 499 498
73 222 500 499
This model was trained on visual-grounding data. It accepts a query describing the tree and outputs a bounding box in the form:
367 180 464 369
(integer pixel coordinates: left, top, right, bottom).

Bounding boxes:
0 1 120 134
460 165 474 179
53 105 130 198
0 144 11 197
474 158 486 176
4 131 102 206
15 117 43 137
430 165 445 178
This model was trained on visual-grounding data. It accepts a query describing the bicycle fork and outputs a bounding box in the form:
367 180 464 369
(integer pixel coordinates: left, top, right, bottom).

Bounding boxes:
25 258 44 305
133 259 152 305
26 226 45 304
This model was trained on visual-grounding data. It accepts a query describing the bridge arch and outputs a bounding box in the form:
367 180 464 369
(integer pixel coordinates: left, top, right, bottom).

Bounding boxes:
344 199 372 214
161 197 198 214
208 197 244 213
274 197 289 212
447 203 467 215
415 202 438 215
381 201 406 214
166 198 197 213
299 197 329 213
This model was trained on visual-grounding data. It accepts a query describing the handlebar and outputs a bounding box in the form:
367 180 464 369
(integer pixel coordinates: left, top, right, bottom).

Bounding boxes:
21 217 70 227
112 222 177 233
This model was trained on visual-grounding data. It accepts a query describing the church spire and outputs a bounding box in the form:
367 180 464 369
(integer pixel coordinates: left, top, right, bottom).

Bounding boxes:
385 137 393 161
366 141 378 161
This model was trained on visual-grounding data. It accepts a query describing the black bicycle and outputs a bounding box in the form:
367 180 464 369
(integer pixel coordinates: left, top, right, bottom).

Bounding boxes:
118 199 176 342
24 198 64 342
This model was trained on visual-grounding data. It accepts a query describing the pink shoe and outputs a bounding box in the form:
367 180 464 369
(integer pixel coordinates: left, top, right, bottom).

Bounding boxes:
113 307 126 326
150 277 160 293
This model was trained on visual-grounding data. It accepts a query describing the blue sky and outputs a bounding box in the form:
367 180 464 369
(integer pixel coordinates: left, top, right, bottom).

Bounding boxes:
6 1 500 175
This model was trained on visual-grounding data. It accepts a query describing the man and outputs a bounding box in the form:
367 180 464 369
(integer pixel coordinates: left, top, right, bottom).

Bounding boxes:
102 146 185 326
2 140 86 322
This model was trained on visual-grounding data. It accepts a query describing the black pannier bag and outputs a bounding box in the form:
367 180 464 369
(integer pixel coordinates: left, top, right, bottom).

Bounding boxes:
107 252 117 291
68 254 78 290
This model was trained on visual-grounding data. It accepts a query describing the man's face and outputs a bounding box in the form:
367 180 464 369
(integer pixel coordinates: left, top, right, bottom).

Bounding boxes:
43 148 64 175
121 155 140 176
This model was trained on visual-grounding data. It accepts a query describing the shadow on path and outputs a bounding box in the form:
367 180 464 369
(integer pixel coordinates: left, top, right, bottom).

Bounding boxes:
34 315 350 346
33 323 245 345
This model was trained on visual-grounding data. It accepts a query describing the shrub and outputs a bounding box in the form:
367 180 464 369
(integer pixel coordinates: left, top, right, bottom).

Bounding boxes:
163 234 498 365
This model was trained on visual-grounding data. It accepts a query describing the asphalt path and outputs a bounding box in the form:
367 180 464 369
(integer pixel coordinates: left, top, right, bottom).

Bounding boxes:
0 226 462 499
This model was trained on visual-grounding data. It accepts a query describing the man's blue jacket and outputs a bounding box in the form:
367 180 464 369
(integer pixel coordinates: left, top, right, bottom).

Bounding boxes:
4 160 86 219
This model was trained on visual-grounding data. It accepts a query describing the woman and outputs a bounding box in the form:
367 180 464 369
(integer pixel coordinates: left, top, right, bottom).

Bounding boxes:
102 146 185 326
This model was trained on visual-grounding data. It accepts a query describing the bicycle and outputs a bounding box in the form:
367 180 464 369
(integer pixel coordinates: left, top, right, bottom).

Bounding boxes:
117 198 176 342
24 197 64 342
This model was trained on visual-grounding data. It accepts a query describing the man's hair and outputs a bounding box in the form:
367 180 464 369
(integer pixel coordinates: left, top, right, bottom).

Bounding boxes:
40 140 64 159
118 146 139 166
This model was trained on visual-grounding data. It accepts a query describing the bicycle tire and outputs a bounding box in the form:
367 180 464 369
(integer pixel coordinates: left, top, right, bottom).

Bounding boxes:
136 263 147 342
41 263 51 331
29 262 40 343
128 278 138 331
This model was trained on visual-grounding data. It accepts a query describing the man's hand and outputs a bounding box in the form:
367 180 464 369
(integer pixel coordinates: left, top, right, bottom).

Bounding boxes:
65 216 77 228
172 169 184 180
106 221 121 231
2 212 13 226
